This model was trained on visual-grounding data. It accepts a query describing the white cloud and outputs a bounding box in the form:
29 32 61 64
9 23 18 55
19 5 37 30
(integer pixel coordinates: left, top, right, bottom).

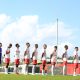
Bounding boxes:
0 14 10 29
0 15 38 43
37 21 73 41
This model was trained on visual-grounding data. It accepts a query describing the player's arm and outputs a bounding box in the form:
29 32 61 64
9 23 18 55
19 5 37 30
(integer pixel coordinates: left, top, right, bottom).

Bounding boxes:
50 54 52 62
62 53 64 60
72 54 76 62
4 54 5 57
24 51 26 56
32 52 34 60
50 53 53 59
41 53 44 60
4 50 8 56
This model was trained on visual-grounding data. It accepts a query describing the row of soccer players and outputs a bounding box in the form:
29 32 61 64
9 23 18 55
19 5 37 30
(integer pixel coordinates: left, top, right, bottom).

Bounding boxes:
0 43 79 76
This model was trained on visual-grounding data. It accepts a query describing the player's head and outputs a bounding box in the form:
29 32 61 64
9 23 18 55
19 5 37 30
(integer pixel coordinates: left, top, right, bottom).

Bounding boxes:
75 47 78 51
15 43 20 48
0 43 2 47
26 42 30 48
54 46 57 51
64 45 68 50
8 43 12 48
43 44 47 49
35 44 38 49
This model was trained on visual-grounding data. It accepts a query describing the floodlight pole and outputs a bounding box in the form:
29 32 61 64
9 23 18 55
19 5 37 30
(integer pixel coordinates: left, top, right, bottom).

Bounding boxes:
57 18 58 64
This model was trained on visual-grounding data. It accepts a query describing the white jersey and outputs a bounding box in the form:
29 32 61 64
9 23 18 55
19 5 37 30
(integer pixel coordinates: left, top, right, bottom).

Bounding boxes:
41 49 46 61
5 48 10 58
51 51 57 62
33 49 38 60
73 51 78 63
62 51 68 61
15 49 20 59
24 48 30 59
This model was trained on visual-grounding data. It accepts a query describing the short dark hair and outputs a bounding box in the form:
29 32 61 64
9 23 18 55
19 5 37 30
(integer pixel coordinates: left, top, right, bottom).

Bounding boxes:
35 44 38 48
26 42 30 47
8 43 12 48
64 45 68 49
15 43 20 47
75 47 78 50
0 43 2 47
43 44 47 49
54 46 57 49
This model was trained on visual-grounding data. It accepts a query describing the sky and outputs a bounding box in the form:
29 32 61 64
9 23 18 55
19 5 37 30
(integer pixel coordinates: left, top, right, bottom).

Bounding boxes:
0 0 80 61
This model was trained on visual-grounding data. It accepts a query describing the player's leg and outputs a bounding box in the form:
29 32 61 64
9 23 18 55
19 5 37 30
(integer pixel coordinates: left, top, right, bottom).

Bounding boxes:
42 60 46 75
16 64 19 74
5 58 10 74
73 68 76 76
73 63 78 76
42 65 44 75
14 59 17 74
63 61 67 75
32 60 37 75
42 65 46 75
14 59 19 74
25 59 29 74
26 64 28 74
51 62 55 75
32 64 36 75
5 63 9 74
63 65 66 75
24 64 29 75
14 64 17 73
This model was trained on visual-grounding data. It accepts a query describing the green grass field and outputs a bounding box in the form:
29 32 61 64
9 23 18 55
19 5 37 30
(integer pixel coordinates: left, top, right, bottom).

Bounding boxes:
0 74 80 80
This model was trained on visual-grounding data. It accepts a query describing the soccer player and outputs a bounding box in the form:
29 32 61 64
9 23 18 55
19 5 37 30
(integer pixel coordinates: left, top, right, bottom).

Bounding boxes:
23 42 30 75
62 45 68 75
14 43 20 74
50 46 57 75
41 44 47 75
5 43 12 74
32 44 38 75
73 47 79 76
0 43 2 64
